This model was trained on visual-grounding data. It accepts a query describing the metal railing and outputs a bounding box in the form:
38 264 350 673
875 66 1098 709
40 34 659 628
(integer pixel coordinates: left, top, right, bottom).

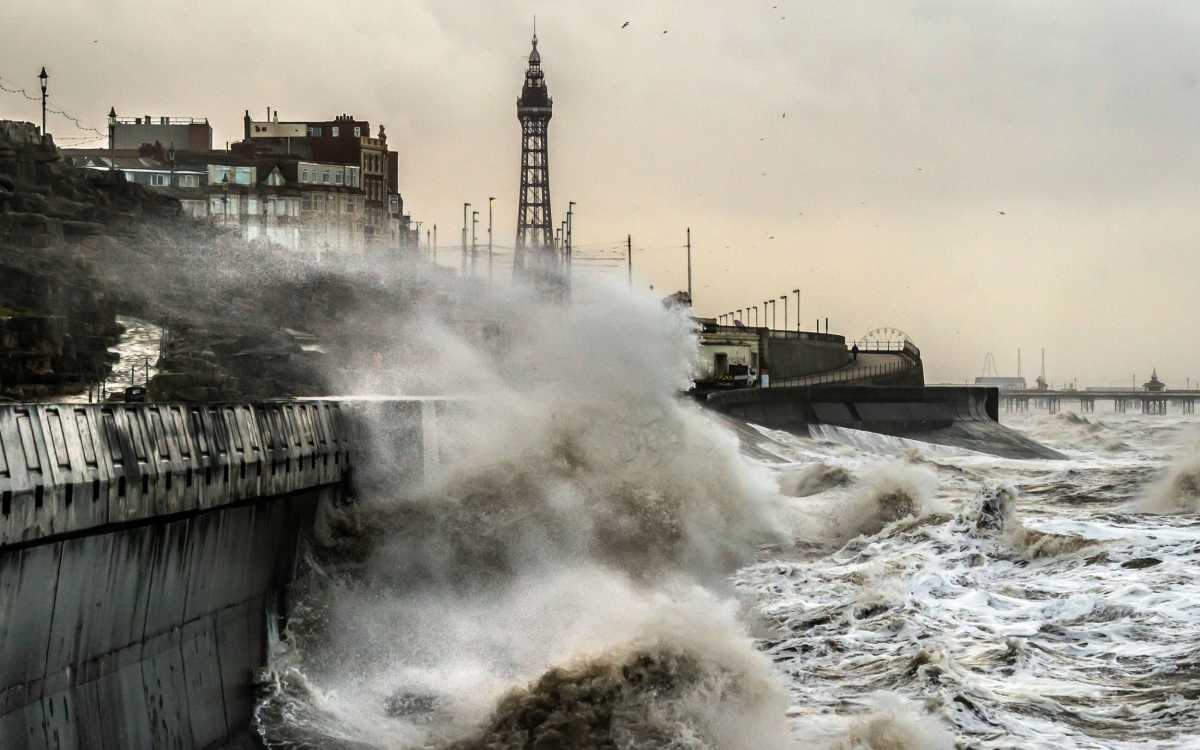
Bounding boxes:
769 357 913 388
767 329 846 344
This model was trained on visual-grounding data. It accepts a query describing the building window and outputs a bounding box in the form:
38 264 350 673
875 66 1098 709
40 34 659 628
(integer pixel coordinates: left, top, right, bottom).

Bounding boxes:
178 174 200 188
150 173 170 187
309 126 322 137
334 171 343 185
353 126 361 137
322 170 330 184
332 126 340 137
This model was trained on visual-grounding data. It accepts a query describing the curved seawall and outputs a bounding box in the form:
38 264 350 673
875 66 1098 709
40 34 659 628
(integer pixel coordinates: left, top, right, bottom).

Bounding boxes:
706 385 1064 459
0 399 440 749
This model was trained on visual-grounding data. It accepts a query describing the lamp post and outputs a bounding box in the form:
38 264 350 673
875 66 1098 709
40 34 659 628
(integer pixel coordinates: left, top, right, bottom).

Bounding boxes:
221 173 229 225
462 202 470 275
38 67 48 138
793 289 800 332
107 107 117 170
737 308 743 323
752 305 758 326
780 295 788 333
168 144 176 187
488 196 495 286
471 210 479 274
567 200 576 269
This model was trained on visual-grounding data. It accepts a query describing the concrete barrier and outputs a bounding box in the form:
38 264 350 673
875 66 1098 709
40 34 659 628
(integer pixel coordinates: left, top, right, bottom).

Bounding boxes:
0 398 439 749
706 386 1062 459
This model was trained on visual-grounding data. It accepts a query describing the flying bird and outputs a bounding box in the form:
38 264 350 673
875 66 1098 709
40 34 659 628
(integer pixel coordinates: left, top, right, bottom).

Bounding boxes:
998 210 1007 215
663 29 668 34
621 21 630 28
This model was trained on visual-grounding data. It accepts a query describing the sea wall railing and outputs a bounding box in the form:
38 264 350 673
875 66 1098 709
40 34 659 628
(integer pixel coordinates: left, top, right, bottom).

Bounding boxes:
769 356 913 388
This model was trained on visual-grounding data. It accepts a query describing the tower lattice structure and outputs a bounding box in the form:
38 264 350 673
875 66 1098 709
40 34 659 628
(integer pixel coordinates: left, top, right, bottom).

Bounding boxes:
514 32 555 276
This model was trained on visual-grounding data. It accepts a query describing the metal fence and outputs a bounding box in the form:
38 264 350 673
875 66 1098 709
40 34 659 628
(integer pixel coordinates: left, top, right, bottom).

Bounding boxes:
769 357 913 388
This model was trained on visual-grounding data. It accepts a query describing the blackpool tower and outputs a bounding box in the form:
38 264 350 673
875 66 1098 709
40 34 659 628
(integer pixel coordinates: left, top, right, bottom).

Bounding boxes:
513 30 555 276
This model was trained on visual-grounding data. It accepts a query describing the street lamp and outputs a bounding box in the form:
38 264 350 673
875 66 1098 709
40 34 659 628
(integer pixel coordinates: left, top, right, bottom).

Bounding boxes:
107 107 117 170
567 200 576 268
462 202 470 275
780 295 788 333
38 67 48 138
752 305 758 326
737 308 743 323
471 210 479 273
168 144 176 186
792 289 800 332
488 196 495 286
221 173 230 225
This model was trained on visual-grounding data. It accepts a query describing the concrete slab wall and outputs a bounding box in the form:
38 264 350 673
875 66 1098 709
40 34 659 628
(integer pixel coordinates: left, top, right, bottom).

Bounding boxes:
0 398 444 749
763 336 850 379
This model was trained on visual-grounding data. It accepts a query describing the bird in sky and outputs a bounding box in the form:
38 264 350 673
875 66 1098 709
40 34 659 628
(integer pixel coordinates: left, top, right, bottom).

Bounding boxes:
621 21 630 28
663 29 668 34
998 210 1007 215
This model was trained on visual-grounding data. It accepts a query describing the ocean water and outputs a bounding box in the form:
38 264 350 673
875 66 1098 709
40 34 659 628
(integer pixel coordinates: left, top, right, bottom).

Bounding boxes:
257 401 1200 749
251 284 1199 749
738 409 1200 749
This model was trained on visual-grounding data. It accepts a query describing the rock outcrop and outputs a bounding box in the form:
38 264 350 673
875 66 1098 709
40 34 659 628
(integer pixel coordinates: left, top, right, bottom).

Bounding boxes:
1 120 428 402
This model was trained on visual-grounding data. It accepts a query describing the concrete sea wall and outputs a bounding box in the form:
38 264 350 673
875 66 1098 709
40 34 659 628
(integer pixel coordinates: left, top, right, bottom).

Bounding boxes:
707 385 1064 459
0 399 440 749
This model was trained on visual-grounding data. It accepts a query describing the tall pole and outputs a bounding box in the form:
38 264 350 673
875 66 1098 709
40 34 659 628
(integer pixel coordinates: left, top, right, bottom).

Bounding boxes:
627 234 632 288
462 202 470 275
433 224 438 262
780 295 788 332
107 107 117 170
38 67 48 138
567 201 575 270
488 196 495 287
686 227 692 303
793 289 800 332
472 210 479 275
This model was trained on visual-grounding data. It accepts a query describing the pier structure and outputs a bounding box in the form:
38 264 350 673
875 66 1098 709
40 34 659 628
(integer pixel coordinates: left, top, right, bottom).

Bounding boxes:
1001 389 1197 415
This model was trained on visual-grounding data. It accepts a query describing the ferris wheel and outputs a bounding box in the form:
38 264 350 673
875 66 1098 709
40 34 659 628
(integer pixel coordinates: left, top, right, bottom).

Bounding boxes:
859 327 912 346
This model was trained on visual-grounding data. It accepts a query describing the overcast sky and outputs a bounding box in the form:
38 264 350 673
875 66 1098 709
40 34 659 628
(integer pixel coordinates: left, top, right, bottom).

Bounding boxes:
3 0 1200 385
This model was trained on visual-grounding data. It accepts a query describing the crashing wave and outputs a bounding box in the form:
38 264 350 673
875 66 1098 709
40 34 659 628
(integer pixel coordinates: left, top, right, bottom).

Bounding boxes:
1137 448 1200 513
831 693 956 750
449 639 789 750
969 485 1097 558
831 462 946 541
778 462 852 497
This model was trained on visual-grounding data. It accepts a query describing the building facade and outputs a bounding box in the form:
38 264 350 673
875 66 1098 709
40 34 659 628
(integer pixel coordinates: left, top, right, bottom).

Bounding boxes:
111 116 212 151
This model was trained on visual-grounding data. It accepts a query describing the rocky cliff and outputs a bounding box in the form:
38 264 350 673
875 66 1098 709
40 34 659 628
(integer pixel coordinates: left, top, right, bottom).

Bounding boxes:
0 120 425 402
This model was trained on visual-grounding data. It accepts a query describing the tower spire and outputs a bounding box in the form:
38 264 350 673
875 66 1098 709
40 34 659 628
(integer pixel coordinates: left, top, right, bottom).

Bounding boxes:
514 29 555 281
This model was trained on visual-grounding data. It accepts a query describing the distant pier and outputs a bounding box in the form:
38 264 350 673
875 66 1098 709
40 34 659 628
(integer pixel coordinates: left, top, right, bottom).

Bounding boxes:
1001 389 1198 415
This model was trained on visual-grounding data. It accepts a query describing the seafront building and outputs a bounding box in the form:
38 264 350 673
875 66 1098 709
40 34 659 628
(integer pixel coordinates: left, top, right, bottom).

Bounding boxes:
63 110 418 258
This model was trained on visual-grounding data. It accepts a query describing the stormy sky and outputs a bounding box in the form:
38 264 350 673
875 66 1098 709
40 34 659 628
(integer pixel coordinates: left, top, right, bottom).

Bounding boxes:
3 0 1199 385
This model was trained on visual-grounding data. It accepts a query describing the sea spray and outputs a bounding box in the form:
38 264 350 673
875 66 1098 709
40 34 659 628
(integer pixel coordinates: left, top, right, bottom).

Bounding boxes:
828 461 943 542
257 276 792 748
1137 446 1200 513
